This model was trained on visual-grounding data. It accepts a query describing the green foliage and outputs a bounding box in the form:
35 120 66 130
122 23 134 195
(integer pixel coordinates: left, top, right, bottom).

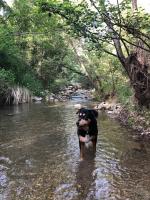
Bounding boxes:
38 0 150 109
74 47 134 103
0 79 9 101
116 83 133 104
49 78 69 93
1 0 149 108
21 72 44 96
77 75 92 89
0 0 83 102
0 68 15 84
0 68 15 101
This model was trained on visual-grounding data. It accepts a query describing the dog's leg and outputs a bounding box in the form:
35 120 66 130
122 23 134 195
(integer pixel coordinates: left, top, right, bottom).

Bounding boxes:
79 141 85 160
92 136 97 154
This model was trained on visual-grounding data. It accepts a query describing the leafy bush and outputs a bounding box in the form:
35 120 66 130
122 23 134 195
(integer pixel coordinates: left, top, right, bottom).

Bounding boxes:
0 68 15 84
77 75 93 89
117 83 133 104
0 79 9 96
49 78 69 93
0 68 16 104
22 72 44 96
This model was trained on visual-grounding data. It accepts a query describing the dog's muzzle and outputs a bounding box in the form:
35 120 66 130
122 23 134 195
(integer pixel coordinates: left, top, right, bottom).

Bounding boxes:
77 118 90 126
76 119 91 131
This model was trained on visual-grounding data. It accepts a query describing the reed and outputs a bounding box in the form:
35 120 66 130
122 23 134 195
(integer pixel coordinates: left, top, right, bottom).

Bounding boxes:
5 86 32 105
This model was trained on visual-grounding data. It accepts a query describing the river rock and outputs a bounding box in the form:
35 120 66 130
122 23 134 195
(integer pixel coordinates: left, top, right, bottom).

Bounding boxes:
95 101 122 115
45 85 94 103
32 96 43 102
45 93 56 102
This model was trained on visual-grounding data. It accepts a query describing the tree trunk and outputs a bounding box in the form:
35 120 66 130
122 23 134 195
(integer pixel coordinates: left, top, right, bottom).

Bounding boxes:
129 0 150 108
112 38 150 108
124 53 150 108
132 0 138 11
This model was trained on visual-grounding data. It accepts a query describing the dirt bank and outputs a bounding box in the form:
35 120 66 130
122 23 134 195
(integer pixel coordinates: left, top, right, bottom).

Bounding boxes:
95 99 150 140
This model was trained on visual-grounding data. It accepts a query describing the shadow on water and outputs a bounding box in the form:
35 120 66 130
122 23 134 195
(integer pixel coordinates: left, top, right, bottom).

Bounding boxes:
0 101 150 200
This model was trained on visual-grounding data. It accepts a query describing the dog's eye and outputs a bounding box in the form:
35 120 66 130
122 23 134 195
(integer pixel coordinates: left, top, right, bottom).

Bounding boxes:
79 113 82 116
83 113 85 116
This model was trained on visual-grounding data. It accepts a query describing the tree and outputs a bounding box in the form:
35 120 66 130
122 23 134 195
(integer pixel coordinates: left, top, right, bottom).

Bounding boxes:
132 0 137 11
3 0 84 92
40 0 150 108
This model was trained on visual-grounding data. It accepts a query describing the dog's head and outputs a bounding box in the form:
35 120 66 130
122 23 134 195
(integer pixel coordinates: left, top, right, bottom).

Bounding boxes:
76 108 98 128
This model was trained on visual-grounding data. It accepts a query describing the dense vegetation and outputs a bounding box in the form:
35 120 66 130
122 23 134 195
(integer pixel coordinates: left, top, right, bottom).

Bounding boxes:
0 0 84 104
0 0 150 110
40 0 150 108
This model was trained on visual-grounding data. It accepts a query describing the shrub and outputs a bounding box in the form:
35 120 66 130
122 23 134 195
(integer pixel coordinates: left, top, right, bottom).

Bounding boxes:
0 68 15 84
117 83 133 105
22 72 44 96
48 78 69 93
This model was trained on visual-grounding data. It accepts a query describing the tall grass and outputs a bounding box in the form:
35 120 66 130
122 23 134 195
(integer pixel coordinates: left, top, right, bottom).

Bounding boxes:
6 86 32 105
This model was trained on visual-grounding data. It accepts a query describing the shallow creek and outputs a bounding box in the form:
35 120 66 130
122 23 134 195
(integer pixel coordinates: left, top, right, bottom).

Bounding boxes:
0 101 150 200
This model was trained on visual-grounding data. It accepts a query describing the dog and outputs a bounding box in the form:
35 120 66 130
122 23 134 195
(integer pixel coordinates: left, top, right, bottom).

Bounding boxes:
76 107 98 160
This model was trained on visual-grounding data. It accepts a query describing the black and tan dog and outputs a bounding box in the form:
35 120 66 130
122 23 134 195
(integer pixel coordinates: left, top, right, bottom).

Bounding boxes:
76 107 98 160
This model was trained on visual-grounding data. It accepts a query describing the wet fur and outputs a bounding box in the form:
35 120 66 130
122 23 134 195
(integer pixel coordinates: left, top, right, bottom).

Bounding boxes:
76 108 98 160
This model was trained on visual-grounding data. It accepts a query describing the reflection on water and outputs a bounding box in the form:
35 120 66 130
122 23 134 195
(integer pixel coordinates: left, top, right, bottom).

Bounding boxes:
0 102 150 200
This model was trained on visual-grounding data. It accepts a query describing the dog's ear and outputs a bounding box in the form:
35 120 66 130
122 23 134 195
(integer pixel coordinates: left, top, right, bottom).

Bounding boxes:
89 109 98 119
91 110 98 118
76 107 85 114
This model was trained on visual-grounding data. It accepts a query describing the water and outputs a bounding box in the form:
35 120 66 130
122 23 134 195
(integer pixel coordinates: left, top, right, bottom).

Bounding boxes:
0 102 150 200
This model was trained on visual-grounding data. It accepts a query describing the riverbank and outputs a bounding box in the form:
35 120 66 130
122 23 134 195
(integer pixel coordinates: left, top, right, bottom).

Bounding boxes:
42 85 94 103
95 99 150 139
0 84 94 105
118 107 150 139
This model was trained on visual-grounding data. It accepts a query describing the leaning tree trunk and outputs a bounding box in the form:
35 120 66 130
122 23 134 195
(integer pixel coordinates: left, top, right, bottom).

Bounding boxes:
127 0 150 108
124 53 150 108
112 35 150 108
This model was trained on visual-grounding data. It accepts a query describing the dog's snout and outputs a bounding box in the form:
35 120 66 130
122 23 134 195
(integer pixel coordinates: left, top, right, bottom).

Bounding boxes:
78 119 90 127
